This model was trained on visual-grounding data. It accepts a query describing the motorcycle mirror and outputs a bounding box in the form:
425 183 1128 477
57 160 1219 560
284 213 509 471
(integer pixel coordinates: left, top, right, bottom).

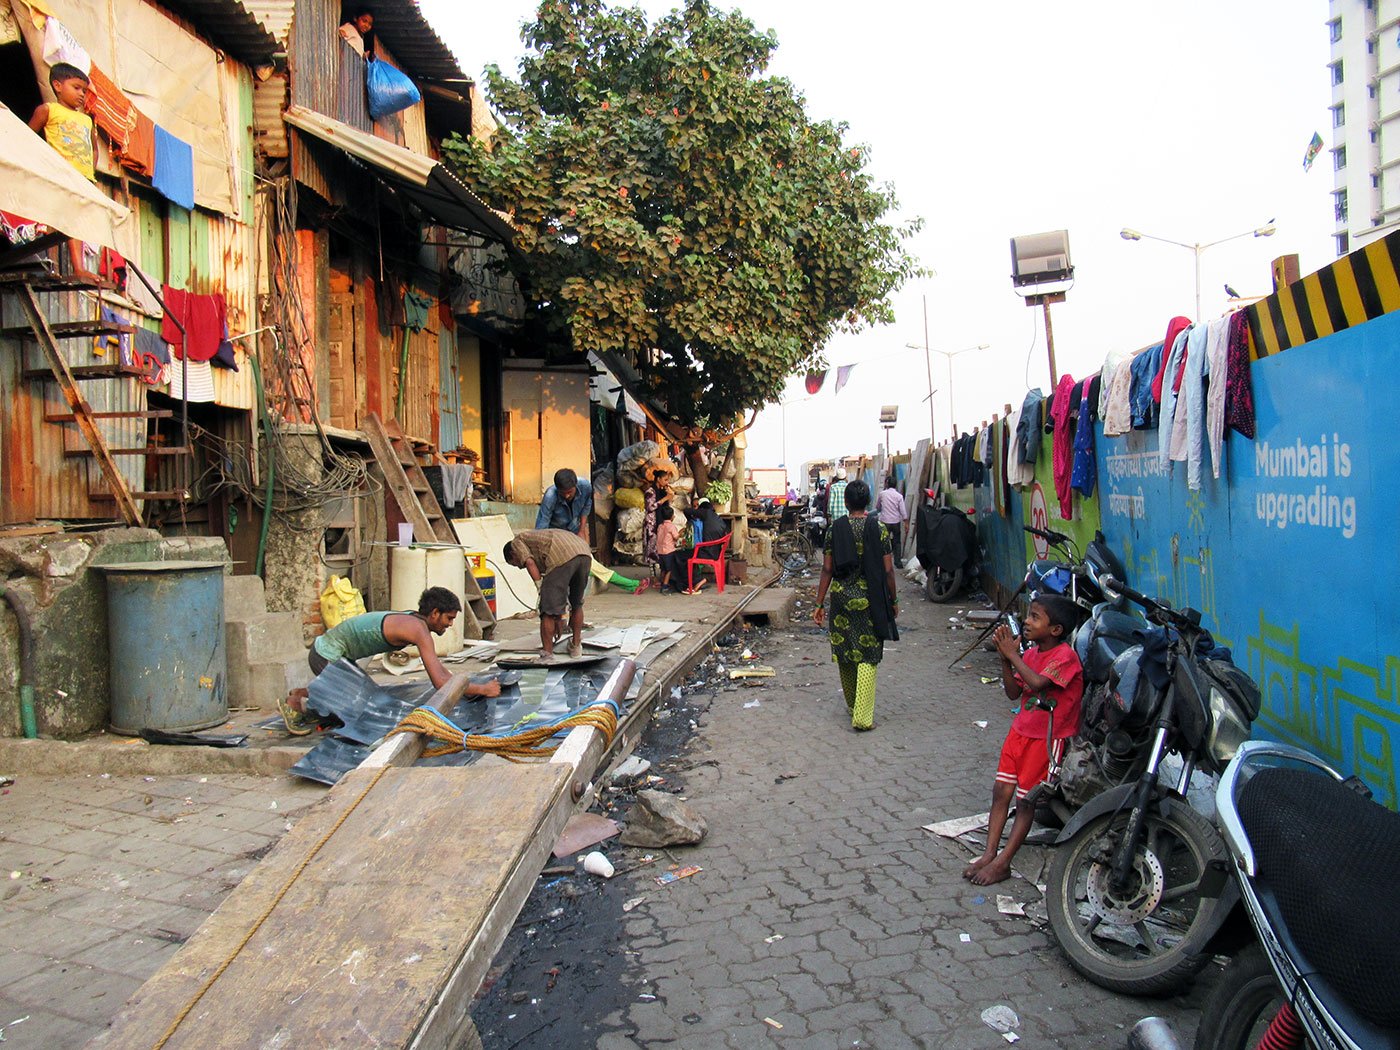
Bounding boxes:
1098 574 1121 600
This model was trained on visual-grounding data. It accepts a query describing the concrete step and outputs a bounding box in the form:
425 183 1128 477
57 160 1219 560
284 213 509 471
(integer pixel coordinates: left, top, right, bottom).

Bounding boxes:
224 574 268 623
226 611 306 668
740 587 798 628
227 655 313 712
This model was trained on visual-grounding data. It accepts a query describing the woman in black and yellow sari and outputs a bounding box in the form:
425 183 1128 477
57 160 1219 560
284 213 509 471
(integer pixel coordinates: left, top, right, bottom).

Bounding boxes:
813 480 899 730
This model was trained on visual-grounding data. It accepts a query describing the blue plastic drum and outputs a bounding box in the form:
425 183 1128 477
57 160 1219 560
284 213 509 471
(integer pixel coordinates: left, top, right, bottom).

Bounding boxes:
98 561 227 734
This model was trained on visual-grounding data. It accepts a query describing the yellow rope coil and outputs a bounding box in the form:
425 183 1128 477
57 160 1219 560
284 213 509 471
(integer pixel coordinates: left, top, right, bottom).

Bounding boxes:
386 703 619 761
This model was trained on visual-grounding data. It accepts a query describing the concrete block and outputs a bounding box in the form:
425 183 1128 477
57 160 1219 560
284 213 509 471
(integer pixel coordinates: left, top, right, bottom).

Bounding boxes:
226 611 305 667
741 587 797 628
228 655 311 711
223 574 267 623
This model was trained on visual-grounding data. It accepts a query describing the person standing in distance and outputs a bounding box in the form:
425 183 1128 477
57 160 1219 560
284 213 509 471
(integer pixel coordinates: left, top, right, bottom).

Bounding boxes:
877 476 908 567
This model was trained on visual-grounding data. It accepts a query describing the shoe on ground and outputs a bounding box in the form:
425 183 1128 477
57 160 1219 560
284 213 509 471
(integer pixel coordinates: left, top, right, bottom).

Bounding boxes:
278 696 313 736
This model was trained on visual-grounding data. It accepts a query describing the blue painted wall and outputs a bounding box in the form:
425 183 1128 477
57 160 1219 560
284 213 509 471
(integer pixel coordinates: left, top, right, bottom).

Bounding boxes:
976 312 1400 806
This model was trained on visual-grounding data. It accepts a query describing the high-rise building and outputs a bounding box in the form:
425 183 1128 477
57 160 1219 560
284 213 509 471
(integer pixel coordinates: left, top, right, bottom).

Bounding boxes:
1327 0 1400 255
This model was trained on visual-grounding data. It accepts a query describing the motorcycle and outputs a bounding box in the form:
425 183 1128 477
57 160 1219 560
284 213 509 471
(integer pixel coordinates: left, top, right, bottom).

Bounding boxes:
915 500 979 602
1021 524 1126 614
1043 574 1262 996
1192 740 1400 1050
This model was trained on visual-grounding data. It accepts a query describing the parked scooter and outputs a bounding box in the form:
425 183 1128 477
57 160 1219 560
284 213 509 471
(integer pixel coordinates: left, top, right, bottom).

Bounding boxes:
1043 574 1262 996
1192 740 1400 1050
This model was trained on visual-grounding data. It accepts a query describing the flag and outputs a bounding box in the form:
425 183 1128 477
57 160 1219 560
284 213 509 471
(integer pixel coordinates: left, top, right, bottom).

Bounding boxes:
834 364 855 394
1303 132 1323 172
804 371 827 395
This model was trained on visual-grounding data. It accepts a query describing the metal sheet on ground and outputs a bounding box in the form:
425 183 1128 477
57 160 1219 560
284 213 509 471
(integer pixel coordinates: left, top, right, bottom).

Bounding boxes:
89 764 574 1050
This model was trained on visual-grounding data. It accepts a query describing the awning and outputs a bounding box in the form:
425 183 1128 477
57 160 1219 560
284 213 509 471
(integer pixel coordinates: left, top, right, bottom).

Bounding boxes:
283 106 513 244
0 104 137 258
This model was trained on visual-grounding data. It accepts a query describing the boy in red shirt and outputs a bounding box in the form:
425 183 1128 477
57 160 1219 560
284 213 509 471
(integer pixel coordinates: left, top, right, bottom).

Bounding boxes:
964 594 1083 886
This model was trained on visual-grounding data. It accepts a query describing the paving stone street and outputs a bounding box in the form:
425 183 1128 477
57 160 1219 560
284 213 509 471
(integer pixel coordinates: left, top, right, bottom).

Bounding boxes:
0 773 322 1047
475 577 1207 1049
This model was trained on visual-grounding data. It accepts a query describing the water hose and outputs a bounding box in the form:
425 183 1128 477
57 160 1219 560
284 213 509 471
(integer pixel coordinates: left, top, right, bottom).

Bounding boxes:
0 583 37 738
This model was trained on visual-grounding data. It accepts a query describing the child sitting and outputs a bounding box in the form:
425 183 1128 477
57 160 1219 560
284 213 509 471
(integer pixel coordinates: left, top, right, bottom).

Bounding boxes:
964 593 1083 886
654 504 683 592
28 63 98 280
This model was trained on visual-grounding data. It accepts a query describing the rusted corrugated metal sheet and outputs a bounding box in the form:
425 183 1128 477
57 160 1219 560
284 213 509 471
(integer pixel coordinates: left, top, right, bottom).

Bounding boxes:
241 0 295 43
0 288 147 523
253 73 290 159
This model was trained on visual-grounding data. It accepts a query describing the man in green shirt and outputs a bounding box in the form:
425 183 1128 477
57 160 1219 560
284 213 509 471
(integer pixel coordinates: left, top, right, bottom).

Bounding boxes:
281 587 500 733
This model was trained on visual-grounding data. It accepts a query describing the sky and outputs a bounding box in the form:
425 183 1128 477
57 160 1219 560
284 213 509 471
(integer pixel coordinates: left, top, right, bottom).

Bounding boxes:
419 0 1336 478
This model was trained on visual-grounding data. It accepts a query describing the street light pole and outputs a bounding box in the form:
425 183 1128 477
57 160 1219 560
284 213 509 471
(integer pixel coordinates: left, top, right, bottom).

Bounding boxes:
922 295 936 446
1120 222 1276 322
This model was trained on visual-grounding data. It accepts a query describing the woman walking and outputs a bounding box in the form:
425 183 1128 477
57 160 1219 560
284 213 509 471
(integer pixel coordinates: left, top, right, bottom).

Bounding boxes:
813 480 898 730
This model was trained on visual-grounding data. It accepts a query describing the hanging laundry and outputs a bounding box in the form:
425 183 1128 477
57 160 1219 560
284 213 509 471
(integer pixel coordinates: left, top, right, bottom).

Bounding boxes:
41 16 89 73
123 263 163 317
834 364 855 394
1102 347 1141 437
0 210 49 245
122 112 155 177
1204 316 1231 479
211 322 238 371
1176 326 1209 490
1151 316 1191 404
1050 373 1077 519
1071 377 1096 497
161 286 227 362
1016 388 1044 465
130 326 170 386
98 247 126 291
167 357 215 402
152 125 194 209
83 65 136 156
94 306 131 364
1157 329 1189 464
1129 343 1163 430
1170 325 1207 464
1004 405 1035 487
980 424 994 468
1224 311 1256 438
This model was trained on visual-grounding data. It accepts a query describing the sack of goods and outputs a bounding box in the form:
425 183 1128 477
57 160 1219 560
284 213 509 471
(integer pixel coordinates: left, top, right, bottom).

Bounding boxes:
616 440 661 488
614 486 644 510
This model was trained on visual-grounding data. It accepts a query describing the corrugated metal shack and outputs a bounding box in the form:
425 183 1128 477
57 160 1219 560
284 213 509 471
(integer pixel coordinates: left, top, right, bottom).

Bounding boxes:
0 0 273 527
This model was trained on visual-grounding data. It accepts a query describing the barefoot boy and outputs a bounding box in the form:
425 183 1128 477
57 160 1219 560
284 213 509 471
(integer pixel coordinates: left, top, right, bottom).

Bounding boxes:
964 594 1083 886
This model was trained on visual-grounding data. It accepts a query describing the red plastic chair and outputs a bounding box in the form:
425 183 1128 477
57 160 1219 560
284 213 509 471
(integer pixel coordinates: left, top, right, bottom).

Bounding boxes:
687 533 731 593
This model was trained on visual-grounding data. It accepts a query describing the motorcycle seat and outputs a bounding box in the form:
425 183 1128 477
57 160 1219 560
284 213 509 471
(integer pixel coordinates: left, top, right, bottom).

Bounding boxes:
1240 767 1400 1037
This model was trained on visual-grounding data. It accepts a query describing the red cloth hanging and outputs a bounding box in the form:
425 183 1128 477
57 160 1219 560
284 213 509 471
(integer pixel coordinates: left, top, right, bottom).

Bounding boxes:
161 286 227 363
1050 373 1078 520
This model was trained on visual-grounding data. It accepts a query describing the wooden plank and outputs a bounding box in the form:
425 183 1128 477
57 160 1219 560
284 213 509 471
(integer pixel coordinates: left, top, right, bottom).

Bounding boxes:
90 764 573 1050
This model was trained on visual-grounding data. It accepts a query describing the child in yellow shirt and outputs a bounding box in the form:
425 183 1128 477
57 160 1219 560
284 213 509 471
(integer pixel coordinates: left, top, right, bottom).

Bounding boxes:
28 63 97 279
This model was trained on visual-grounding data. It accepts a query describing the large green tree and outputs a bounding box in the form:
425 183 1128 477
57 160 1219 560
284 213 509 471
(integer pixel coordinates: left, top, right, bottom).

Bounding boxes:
443 0 921 428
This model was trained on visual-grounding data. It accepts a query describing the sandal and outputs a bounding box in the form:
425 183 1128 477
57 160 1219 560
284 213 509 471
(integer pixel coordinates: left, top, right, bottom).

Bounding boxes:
278 696 313 736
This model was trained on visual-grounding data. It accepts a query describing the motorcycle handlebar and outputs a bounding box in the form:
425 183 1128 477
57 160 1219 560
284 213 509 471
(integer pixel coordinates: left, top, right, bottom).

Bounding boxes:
1100 575 1195 629
1023 524 1071 546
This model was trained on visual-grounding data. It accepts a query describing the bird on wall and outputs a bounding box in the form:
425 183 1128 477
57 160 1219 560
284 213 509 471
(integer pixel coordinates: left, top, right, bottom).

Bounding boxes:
1224 283 1242 299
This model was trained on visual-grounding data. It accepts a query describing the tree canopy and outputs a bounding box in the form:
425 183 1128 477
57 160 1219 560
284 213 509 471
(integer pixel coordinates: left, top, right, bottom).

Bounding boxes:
443 0 921 428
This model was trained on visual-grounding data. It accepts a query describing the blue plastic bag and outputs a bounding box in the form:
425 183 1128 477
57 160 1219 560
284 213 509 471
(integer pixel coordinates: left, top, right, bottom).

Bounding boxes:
366 59 421 121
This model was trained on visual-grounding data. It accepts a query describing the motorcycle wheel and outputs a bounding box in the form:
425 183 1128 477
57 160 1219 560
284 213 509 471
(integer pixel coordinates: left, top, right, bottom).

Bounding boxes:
1194 947 1287 1050
924 565 964 602
1045 802 1224 995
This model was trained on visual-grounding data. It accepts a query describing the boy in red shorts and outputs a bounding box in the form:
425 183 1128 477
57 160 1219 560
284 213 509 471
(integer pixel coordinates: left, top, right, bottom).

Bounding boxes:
964 594 1083 886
